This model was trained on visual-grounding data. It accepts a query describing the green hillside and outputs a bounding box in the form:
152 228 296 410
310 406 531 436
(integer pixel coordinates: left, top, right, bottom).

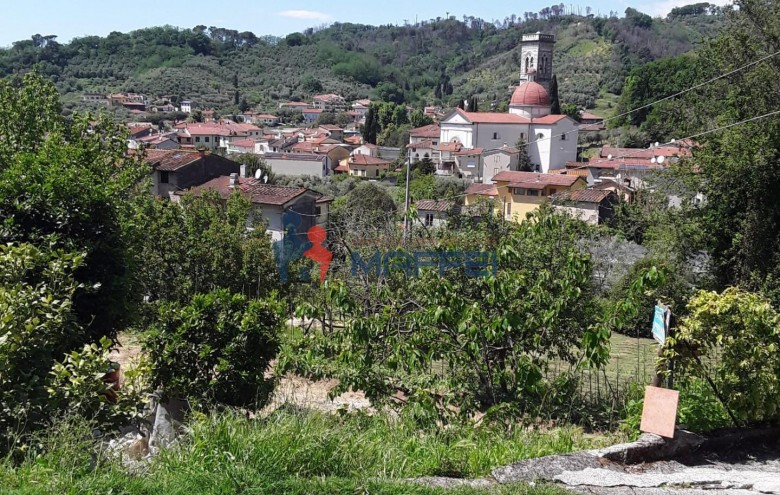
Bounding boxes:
0 6 725 117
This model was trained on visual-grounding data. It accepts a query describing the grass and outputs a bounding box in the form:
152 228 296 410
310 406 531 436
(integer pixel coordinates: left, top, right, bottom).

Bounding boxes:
0 408 603 494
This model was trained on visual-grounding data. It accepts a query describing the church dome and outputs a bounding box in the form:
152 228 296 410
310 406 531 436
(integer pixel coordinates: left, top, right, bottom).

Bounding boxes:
510 81 550 106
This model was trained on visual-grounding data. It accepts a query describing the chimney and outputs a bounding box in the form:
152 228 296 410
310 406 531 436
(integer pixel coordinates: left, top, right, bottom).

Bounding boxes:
239 164 247 178
229 173 239 189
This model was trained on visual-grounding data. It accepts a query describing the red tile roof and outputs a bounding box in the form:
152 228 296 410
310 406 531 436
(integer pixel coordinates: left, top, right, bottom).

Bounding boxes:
185 176 313 206
144 150 203 171
492 171 582 188
409 124 441 138
531 114 569 124
465 183 499 197
453 147 484 156
350 154 392 166
552 188 615 204
408 140 435 150
415 200 454 212
457 109 529 124
600 145 692 159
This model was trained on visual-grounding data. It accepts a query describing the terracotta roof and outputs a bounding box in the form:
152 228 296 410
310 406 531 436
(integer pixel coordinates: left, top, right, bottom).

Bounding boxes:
230 138 256 148
144 150 203 171
465 183 499 197
350 154 392 166
510 81 550 106
456 109 529 124
580 112 603 121
532 115 569 124
408 140 435 150
416 200 454 212
435 142 463 152
409 124 441 138
344 135 363 145
319 125 343 131
264 152 327 162
600 145 692 159
492 171 582 187
453 147 484 156
256 114 277 119
552 189 615 204
303 108 323 114
184 176 313 206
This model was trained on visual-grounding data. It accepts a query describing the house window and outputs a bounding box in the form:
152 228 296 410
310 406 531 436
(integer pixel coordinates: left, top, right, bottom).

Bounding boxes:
513 188 525 195
520 133 525 140
315 206 322 215
492 132 500 140
205 136 210 142
505 202 512 217
549 188 557 195
527 189 540 196
195 137 201 143
425 213 434 227
537 133 544 140
375 169 380 177
561 133 566 141
159 171 169 184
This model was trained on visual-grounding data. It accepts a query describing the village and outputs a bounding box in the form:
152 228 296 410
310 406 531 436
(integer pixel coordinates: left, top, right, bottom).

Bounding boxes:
95 33 693 240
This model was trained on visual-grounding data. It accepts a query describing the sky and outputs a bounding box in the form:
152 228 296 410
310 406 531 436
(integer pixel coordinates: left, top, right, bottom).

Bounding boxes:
0 0 730 47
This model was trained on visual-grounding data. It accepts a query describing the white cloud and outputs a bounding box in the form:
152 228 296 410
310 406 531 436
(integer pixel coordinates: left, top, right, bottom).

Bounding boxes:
279 10 332 22
645 0 732 17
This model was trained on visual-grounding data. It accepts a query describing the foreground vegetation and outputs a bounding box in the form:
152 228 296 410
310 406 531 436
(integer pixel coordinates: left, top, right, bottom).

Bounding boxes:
0 409 597 494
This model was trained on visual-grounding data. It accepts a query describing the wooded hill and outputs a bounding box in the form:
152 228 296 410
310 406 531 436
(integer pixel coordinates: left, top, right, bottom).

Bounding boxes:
0 4 725 116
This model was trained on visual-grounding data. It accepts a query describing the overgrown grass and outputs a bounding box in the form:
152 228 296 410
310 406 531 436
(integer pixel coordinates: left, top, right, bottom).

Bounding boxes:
0 408 604 494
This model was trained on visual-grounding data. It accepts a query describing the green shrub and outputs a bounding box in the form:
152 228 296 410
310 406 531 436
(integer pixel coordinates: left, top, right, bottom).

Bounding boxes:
666 288 780 425
143 290 284 408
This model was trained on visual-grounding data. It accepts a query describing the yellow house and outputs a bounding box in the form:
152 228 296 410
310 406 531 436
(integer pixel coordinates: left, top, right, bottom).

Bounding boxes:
341 154 393 178
465 171 586 222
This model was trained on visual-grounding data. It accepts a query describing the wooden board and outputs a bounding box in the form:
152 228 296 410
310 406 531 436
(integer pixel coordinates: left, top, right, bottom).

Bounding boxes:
640 385 679 438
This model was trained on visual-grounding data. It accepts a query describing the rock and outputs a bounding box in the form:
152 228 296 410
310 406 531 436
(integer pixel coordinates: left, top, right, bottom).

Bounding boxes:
408 477 495 489
595 430 704 465
491 452 606 483
149 397 188 452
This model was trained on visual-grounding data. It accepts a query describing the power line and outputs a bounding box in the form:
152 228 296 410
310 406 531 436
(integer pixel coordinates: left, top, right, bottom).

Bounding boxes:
497 48 780 151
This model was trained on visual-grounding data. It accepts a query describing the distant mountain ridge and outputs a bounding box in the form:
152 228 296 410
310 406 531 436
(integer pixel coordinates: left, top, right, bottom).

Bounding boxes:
0 6 725 116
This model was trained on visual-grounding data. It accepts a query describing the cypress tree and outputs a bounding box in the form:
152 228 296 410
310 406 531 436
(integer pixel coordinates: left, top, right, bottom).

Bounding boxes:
550 74 561 114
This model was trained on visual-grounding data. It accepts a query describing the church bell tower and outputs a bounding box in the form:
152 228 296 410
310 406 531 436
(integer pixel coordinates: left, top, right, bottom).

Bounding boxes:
519 32 555 92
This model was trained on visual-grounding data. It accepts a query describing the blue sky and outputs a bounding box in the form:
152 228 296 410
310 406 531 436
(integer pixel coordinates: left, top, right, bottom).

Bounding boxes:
0 0 725 47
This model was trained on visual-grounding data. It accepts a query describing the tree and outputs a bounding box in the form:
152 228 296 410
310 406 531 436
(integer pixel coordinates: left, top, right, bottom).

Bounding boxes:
362 105 380 144
0 72 145 340
515 137 533 171
409 109 434 129
285 32 307 46
239 96 250 113
126 190 279 318
561 103 582 122
550 75 561 115
144 289 283 408
685 0 780 304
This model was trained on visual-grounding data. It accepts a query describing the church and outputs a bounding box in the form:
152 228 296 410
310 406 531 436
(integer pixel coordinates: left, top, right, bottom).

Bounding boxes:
435 32 578 182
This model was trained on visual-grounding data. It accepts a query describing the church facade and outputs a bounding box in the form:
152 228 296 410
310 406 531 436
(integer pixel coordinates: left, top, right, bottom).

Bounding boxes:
433 32 578 182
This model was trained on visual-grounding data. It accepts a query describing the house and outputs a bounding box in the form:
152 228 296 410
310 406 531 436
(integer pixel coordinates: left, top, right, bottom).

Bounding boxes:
439 108 577 174
344 154 392 178
415 200 457 228
351 143 379 157
151 103 175 113
302 108 323 124
177 174 331 242
312 94 347 112
82 93 107 105
175 122 263 150
279 101 311 111
180 100 192 113
481 147 521 184
242 113 279 126
550 189 618 225
351 99 372 116
144 149 241 198
108 92 148 111
409 124 441 145
318 125 344 141
579 111 605 131
132 133 179 150
263 152 332 177
468 170 586 221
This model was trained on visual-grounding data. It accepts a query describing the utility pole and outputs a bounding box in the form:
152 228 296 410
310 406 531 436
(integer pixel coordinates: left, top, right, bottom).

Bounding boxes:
402 157 412 244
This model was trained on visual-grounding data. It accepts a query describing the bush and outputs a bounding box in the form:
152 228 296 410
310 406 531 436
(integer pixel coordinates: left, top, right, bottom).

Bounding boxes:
666 288 780 425
0 244 85 454
143 290 284 408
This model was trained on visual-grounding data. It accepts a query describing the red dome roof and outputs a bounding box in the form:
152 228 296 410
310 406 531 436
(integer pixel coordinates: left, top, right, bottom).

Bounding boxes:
510 81 550 106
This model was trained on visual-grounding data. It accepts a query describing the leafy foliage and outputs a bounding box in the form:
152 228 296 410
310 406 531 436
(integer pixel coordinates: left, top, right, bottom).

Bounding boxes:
666 288 780 424
143 289 284 408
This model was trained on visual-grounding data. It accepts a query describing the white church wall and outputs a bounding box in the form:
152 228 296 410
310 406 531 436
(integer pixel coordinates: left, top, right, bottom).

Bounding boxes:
473 123 530 151
440 124 473 148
